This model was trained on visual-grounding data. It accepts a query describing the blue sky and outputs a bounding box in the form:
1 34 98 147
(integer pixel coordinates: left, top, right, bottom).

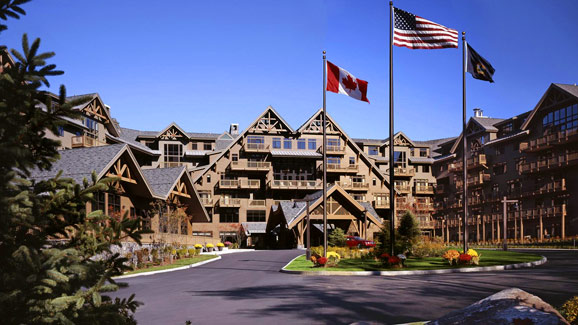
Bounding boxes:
2 0 577 140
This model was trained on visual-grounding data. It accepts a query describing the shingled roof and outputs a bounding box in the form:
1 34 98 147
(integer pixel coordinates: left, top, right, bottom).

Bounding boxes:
30 144 127 184
141 166 186 198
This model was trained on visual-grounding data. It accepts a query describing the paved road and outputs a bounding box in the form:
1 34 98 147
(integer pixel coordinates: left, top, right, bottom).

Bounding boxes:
113 249 578 325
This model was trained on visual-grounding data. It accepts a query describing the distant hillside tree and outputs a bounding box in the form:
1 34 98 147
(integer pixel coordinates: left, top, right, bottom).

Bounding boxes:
0 2 146 323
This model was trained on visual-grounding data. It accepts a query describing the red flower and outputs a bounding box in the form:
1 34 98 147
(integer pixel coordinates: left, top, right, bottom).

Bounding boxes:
317 257 328 265
458 253 472 264
388 256 401 265
380 253 391 259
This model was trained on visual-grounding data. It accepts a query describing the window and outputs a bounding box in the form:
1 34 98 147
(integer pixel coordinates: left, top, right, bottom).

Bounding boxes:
501 122 513 135
57 126 64 136
422 165 430 173
247 210 266 222
327 138 340 149
368 146 379 155
204 143 212 150
420 148 428 157
327 156 341 165
191 143 198 150
272 137 281 149
283 138 292 149
164 143 182 167
349 157 355 166
231 153 238 162
206 174 211 183
393 151 406 167
108 193 121 217
542 103 578 131
84 117 98 133
219 210 239 223
94 192 105 212
193 231 212 237
297 139 306 150
308 139 317 150
372 178 377 186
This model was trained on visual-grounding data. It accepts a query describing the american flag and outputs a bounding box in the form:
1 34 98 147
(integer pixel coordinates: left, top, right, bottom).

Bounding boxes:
393 7 458 49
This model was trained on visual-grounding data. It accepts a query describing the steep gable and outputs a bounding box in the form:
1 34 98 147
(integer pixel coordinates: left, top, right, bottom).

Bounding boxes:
157 122 189 140
247 106 293 134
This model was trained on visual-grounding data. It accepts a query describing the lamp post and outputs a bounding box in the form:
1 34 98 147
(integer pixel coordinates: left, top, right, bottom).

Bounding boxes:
502 196 518 251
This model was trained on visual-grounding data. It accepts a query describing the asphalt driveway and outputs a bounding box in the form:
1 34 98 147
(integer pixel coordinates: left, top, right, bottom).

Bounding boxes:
113 249 578 325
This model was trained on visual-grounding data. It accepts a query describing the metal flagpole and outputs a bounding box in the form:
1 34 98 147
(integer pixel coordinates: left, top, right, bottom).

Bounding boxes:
389 1 395 256
322 51 328 258
462 32 468 253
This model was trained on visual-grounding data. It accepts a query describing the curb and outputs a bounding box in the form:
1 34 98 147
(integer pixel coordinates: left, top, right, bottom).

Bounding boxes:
280 255 547 276
113 255 222 279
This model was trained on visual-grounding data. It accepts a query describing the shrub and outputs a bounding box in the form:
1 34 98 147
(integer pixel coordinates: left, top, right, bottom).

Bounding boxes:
398 211 421 255
561 296 578 324
412 237 446 258
177 248 188 258
442 249 460 265
188 249 197 257
328 228 347 247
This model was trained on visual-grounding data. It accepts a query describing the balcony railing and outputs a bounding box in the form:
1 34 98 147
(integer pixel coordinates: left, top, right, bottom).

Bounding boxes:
243 142 270 153
325 163 358 173
393 167 415 177
467 154 487 169
248 200 267 209
269 180 322 190
395 184 412 193
448 162 463 172
520 127 578 152
218 198 241 207
373 197 390 209
467 172 491 187
219 179 239 189
335 181 369 191
415 202 435 211
417 219 436 229
318 144 346 155
200 197 214 207
507 204 566 221
230 160 271 171
71 135 102 148
415 185 434 194
520 151 578 174
239 179 260 189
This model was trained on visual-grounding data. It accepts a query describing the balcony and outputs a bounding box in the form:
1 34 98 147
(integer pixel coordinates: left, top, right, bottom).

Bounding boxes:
269 180 322 190
393 167 415 177
417 219 436 229
448 162 463 172
218 197 241 207
230 160 271 171
395 184 411 194
520 127 578 152
467 172 491 187
318 144 346 155
373 197 390 209
520 178 567 197
335 180 369 191
200 197 214 207
239 179 260 189
520 151 578 174
243 142 270 153
71 135 101 148
508 204 566 221
415 202 435 211
248 199 267 209
415 185 434 195
467 154 487 169
219 179 239 189
325 163 358 173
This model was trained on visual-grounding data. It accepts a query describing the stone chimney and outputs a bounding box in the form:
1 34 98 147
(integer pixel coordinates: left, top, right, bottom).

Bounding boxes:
229 123 239 136
473 108 484 118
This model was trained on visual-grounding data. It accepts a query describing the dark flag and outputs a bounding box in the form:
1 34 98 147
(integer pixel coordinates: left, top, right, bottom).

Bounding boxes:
467 43 495 82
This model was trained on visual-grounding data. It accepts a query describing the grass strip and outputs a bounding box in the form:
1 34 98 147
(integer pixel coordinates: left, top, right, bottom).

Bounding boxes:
123 255 218 275
285 250 542 272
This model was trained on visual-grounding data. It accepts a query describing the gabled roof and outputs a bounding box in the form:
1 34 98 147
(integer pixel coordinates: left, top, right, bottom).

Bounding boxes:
450 116 504 154
521 83 578 131
250 105 295 133
66 93 120 137
157 122 189 138
29 144 155 198
107 128 161 156
382 131 417 147
276 185 383 229
141 166 210 221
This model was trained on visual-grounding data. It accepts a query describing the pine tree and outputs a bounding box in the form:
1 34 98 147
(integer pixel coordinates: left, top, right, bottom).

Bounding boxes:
397 211 421 255
0 2 146 323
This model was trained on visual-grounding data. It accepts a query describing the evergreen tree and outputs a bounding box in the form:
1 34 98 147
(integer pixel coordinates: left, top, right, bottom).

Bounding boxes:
397 211 421 255
0 2 146 323
328 228 346 247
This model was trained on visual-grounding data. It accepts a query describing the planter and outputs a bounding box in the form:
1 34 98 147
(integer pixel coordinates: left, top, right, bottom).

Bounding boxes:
218 246 223 251
207 247 214 252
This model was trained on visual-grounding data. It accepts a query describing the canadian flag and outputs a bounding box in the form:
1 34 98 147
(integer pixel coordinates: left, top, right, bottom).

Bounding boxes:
326 61 369 103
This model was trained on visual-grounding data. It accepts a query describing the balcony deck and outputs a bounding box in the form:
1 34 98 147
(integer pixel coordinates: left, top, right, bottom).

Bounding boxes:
230 160 271 171
269 180 322 190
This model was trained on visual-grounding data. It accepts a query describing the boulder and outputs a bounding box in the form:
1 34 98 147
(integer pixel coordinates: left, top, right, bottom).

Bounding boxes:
430 288 568 325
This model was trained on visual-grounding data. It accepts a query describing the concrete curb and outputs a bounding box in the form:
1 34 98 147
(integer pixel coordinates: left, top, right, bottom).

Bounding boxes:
280 255 547 276
113 255 222 279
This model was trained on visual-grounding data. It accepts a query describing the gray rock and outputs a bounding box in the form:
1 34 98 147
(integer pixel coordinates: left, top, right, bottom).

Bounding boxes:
429 288 569 325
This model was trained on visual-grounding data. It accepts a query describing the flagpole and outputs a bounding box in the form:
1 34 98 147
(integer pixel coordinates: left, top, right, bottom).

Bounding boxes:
322 50 328 258
389 0 395 256
462 32 468 253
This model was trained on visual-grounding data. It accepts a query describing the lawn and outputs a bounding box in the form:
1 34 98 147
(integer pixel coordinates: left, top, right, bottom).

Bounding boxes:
123 255 218 275
284 250 543 272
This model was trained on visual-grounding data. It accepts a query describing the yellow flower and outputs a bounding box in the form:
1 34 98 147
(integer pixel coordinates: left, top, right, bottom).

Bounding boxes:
217 243 225 247
206 244 214 248
466 249 478 257
327 252 341 259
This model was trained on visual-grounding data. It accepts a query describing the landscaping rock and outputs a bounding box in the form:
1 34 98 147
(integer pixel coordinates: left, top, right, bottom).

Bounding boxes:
429 288 569 325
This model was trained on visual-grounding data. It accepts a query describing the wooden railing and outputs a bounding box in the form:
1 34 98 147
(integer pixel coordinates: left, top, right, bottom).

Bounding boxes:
467 154 487 169
200 197 213 206
335 181 369 191
244 143 270 152
219 179 239 189
230 160 271 171
520 127 578 152
373 197 390 209
269 180 322 190
319 145 346 155
239 179 260 189
395 184 412 193
415 185 434 194
248 200 267 208
218 198 241 207
393 167 415 177
71 135 103 148
520 151 578 173
325 163 358 173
